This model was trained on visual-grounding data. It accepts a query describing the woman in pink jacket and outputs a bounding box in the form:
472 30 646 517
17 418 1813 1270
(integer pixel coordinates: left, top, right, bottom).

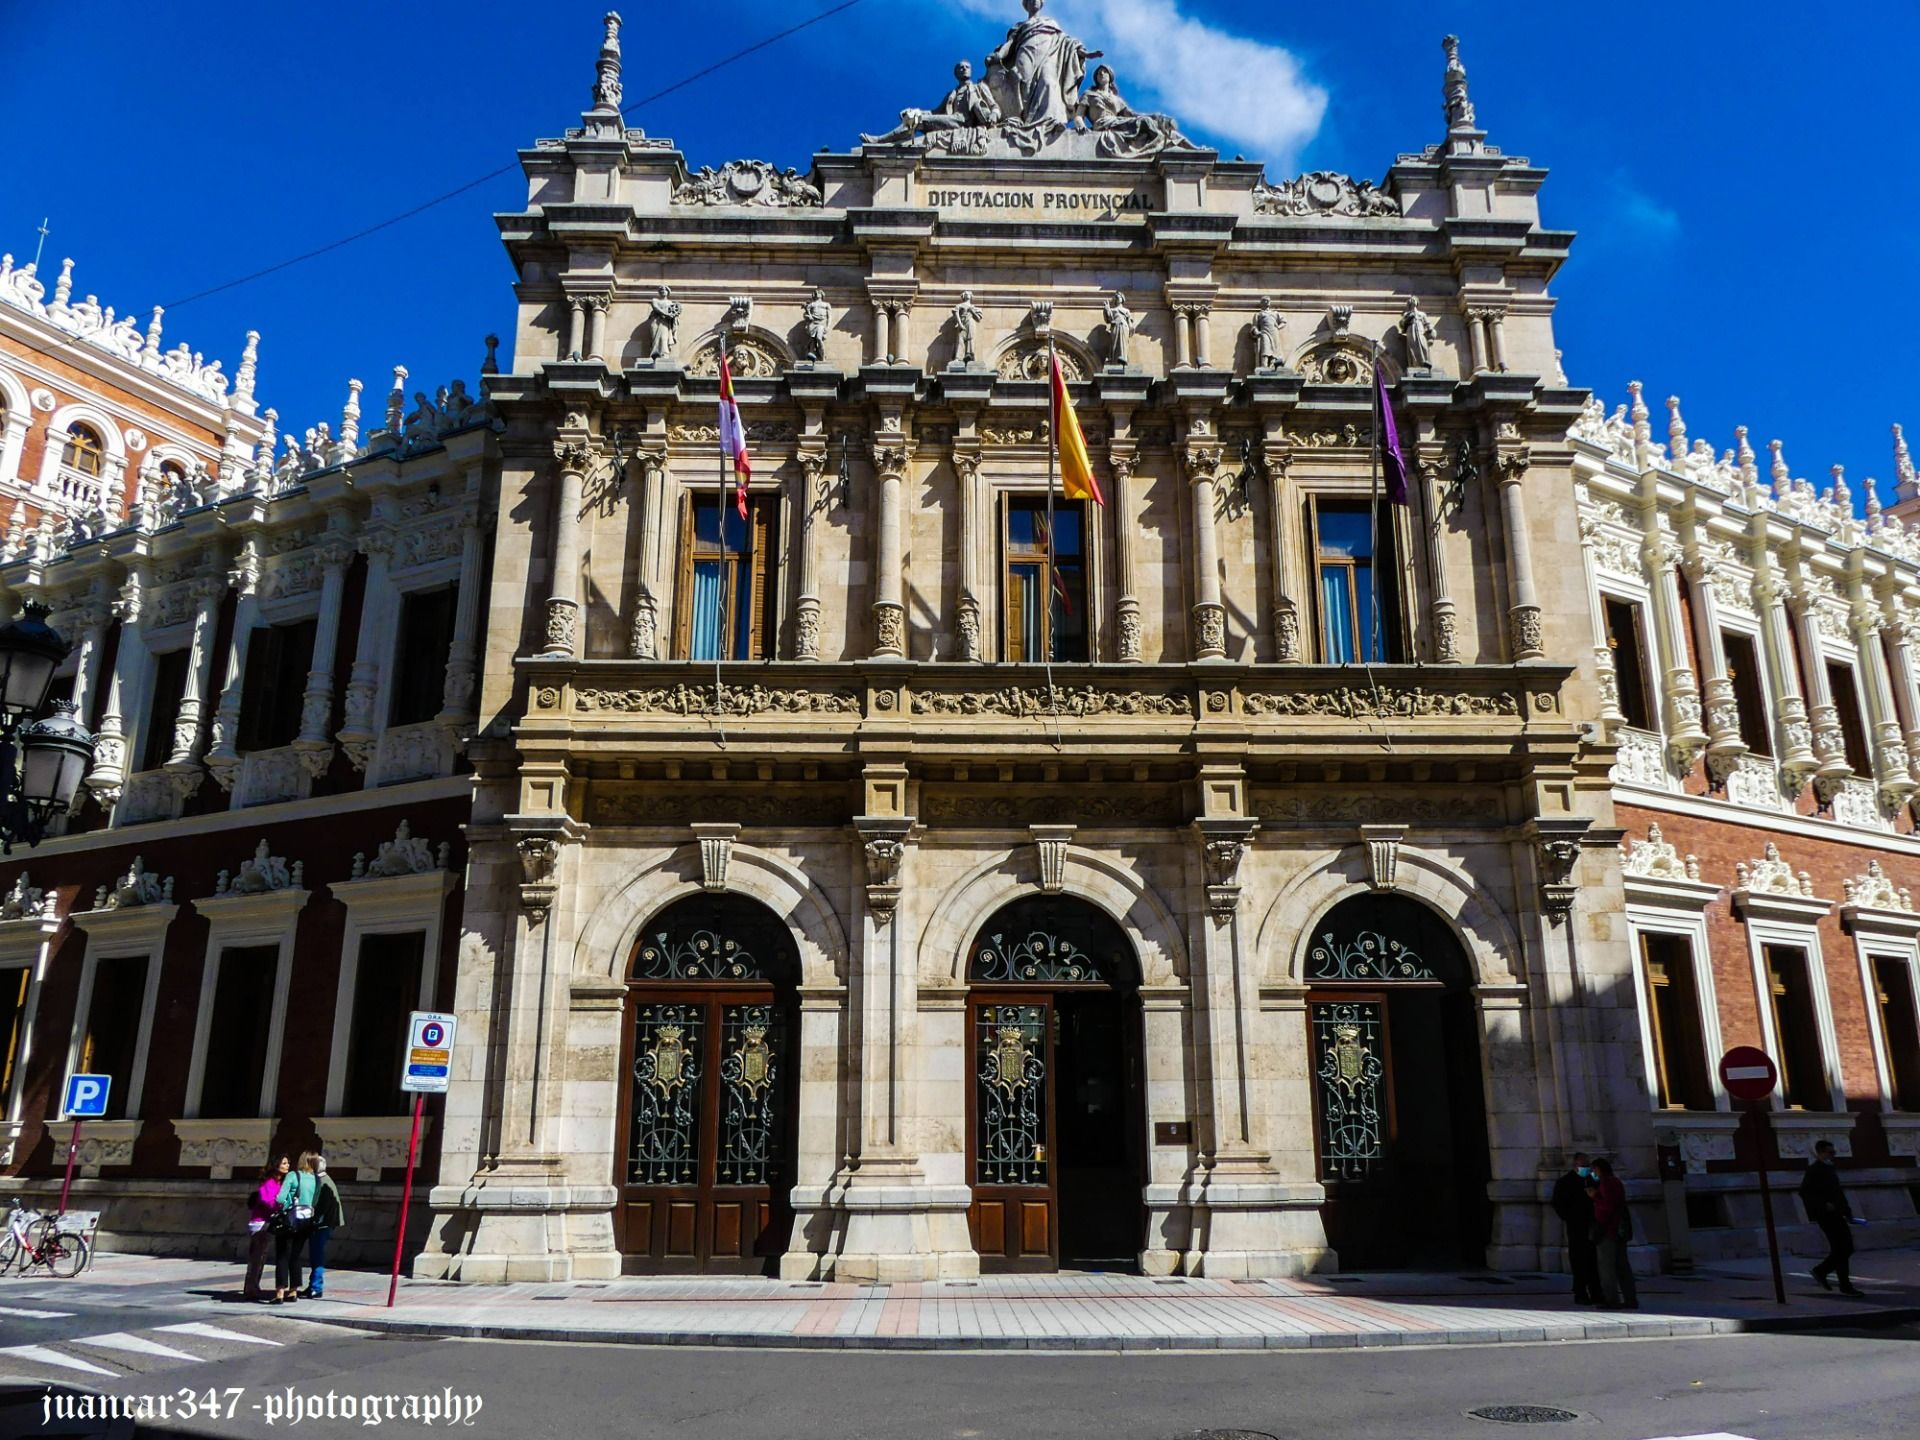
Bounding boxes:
243 1156 289 1301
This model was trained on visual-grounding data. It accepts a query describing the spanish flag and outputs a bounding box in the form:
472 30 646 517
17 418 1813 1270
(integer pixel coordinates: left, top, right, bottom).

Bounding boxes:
1050 349 1105 505
717 351 751 519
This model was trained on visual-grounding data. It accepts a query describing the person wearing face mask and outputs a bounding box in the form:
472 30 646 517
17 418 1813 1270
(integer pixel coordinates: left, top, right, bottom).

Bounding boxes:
1550 1151 1599 1305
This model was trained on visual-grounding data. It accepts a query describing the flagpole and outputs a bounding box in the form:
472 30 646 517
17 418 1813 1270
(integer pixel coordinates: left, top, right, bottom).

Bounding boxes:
1365 340 1390 748
714 356 731 748
1043 340 1062 750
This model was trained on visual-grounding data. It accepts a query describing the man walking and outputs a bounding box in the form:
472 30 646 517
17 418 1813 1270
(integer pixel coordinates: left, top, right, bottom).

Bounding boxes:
1587 1157 1637 1310
1551 1151 1599 1304
1800 1139 1862 1295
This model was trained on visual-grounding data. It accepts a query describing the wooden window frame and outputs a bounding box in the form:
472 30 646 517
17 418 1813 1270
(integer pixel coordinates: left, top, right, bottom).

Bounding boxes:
672 493 779 661
1000 495 1088 664
1307 494 1401 664
1721 628 1773 757
1603 594 1657 732
1639 930 1715 1110
236 617 318 754
62 424 105 478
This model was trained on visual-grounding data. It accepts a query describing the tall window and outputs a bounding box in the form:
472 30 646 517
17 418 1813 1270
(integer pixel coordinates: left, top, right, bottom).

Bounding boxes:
1871 956 1920 1112
342 932 427 1115
0 964 27 1104
61 424 105 477
1827 663 1872 776
78 954 149 1121
1764 944 1830 1110
1003 497 1087 663
1310 498 1399 663
390 587 458 727
198 946 278 1118
1604 597 1655 730
1723 631 1771 756
674 495 778 660
1640 932 1713 1109
237 619 318 752
140 648 192 771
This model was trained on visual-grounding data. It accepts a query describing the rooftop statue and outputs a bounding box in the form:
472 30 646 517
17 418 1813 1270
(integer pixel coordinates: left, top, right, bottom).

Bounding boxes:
985 0 1102 152
1079 65 1195 158
861 59 1003 148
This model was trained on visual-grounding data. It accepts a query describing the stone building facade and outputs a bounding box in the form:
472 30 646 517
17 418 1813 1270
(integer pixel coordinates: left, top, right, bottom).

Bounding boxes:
1575 394 1920 1255
420 15 1656 1283
0 334 498 1261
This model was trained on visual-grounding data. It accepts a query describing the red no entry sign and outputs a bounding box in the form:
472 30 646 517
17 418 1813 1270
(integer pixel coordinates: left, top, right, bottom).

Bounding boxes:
1719 1045 1779 1102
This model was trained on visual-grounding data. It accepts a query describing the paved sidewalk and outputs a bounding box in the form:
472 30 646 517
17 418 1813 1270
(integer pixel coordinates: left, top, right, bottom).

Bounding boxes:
41 1245 1917 1353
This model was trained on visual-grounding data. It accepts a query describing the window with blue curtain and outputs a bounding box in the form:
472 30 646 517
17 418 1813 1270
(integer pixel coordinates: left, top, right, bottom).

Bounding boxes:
678 496 777 660
1311 499 1397 663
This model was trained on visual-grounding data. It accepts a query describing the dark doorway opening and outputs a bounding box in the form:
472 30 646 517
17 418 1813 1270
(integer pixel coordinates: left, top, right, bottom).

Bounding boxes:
1055 989 1144 1268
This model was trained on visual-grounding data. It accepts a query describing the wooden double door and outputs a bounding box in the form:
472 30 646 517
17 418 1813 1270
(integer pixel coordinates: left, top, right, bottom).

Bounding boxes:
617 986 795 1273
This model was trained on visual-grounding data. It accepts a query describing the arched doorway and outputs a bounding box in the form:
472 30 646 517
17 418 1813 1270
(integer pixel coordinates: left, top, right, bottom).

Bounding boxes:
615 893 800 1273
1304 893 1492 1269
966 896 1145 1272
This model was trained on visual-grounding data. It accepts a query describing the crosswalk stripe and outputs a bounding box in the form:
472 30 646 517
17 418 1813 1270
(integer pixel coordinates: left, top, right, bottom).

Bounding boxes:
0 1344 120 1377
75 1331 203 1362
0 1304 75 1318
154 1322 283 1347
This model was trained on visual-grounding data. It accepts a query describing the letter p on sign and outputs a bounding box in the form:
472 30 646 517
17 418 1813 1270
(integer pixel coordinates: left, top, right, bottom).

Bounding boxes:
62 1072 111 1119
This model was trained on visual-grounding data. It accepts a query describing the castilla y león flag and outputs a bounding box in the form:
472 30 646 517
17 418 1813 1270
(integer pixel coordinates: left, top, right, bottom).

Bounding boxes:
1050 350 1105 506
718 351 751 518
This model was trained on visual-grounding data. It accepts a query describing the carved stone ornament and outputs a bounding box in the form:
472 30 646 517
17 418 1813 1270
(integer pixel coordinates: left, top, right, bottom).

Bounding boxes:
213 840 303 896
575 683 860 716
997 342 1088 383
686 336 785 378
1510 604 1544 659
1620 824 1701 882
350 819 450 880
1295 340 1376 387
1195 820 1257 923
1031 824 1075 894
544 598 579 653
1536 839 1583 922
856 817 912 922
1734 841 1816 899
1252 171 1401 218
1243 686 1519 719
1359 825 1405 891
692 823 739 894
874 603 906 656
92 857 174 911
517 835 560 925
1841 859 1913 913
673 160 823 208
910 685 1192 718
0 872 52 921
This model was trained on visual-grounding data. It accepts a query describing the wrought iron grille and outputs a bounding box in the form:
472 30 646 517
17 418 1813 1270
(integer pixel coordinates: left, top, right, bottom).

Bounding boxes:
975 1003 1048 1186
629 1002 704 1184
1306 929 1435 982
717 1002 785 1185
973 929 1114 985
1311 999 1387 1183
633 927 766 981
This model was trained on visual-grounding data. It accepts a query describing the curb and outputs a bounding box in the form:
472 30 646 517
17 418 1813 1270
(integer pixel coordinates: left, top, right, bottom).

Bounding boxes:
298 1304 1920 1353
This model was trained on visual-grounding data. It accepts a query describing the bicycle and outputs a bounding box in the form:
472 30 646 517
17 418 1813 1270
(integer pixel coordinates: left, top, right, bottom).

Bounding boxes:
0 1198 89 1278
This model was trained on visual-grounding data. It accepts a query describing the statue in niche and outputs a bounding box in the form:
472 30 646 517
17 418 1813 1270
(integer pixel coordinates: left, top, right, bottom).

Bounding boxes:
1251 297 1286 372
861 59 1003 146
800 287 832 363
1078 65 1193 159
1103 292 1135 369
647 285 681 360
985 0 1101 151
1399 298 1436 373
951 291 984 366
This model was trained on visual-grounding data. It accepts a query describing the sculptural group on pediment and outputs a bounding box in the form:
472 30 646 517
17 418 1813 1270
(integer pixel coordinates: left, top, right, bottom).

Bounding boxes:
860 0 1199 159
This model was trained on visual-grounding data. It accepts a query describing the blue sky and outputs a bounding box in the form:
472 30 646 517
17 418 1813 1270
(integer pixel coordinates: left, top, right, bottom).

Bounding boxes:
6 1 1915 501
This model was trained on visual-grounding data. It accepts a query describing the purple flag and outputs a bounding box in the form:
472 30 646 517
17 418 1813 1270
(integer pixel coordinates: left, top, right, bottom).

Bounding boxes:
1376 365 1409 505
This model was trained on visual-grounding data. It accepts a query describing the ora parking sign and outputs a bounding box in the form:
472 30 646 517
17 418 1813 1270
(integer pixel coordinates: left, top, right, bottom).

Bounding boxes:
402 1011 458 1094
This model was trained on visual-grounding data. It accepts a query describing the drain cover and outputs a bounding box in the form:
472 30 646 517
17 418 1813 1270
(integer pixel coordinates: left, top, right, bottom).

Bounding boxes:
1467 1405 1580 1425
1174 1432 1279 1440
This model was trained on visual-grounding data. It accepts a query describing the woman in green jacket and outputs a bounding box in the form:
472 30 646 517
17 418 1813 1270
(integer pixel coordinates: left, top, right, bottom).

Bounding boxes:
273 1152 318 1304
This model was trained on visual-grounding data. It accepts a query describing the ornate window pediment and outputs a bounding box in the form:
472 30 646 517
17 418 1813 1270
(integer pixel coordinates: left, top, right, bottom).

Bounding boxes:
995 338 1092 383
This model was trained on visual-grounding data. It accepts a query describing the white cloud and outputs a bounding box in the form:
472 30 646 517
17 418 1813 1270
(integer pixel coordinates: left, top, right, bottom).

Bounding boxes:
941 0 1327 169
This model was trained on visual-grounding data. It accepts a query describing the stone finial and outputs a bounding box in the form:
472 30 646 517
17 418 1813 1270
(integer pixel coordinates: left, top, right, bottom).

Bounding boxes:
1841 858 1913 912
591 11 623 113
235 330 259 400
1666 395 1687 469
1828 464 1850 511
1895 423 1916 497
1734 840 1815 899
52 257 73 308
1619 823 1702 883
143 306 164 359
1627 382 1653 470
1441 34 1476 131
338 378 363 455
481 334 500 376
385 365 408 434
1769 439 1790 499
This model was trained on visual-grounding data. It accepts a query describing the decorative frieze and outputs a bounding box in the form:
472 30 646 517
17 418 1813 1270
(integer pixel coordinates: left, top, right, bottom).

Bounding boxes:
1242 686 1519 719
911 686 1192 719
576 684 861 716
1252 171 1400 217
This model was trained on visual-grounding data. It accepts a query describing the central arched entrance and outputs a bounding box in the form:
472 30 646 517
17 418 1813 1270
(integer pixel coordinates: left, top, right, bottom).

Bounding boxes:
615 893 800 1274
965 895 1145 1272
1304 893 1492 1269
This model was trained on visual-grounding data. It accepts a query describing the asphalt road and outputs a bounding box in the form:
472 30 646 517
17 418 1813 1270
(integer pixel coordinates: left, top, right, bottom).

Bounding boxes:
4 1320 1918 1440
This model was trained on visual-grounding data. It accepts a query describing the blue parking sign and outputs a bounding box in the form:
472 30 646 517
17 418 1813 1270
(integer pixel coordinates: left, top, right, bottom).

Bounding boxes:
62 1073 111 1119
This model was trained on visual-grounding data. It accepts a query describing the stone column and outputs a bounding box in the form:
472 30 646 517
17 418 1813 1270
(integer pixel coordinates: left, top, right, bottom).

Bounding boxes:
1418 442 1460 662
794 451 826 660
1641 530 1707 766
627 450 665 659
62 594 109 730
1191 306 1213 369
1852 600 1916 809
294 529 357 774
544 437 589 656
1495 448 1545 660
1111 449 1142 661
1172 308 1193 369
1879 601 1920 791
1681 540 1747 779
563 297 586 361
205 541 264 791
336 521 396 772
87 570 149 806
1186 441 1226 659
584 294 609 363
1786 574 1852 781
890 305 912 366
1263 439 1304 662
437 492 488 723
952 449 983 660
1486 311 1510 372
164 569 229 785
871 305 890 366
870 439 906 657
1464 310 1490 373
1575 507 1622 725
1752 566 1818 787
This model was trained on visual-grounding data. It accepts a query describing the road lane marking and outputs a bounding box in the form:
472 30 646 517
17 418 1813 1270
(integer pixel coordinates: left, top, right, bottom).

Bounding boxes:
0 1344 119 1376
154 1322 283 1346
75 1331 203 1361
0 1304 75 1318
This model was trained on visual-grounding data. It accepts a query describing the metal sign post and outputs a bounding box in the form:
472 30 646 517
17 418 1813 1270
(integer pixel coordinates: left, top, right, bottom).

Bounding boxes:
57 1074 111 1218
389 1012 457 1308
1719 1045 1785 1305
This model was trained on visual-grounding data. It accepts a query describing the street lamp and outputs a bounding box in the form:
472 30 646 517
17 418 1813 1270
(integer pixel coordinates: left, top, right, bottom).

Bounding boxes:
0 602 95 852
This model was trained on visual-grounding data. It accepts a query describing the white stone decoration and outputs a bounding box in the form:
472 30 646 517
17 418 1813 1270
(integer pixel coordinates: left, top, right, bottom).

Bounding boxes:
1840 859 1912 912
0 873 52 921
317 1115 436 1182
1620 824 1700 882
1733 841 1815 898
692 823 738 893
92 857 174 911
351 820 451 879
70 1121 140 1176
1031 825 1075 894
1610 726 1669 789
172 1118 276 1180
213 840 304 896
1723 752 1786 812
1829 777 1887 832
1360 824 1405 890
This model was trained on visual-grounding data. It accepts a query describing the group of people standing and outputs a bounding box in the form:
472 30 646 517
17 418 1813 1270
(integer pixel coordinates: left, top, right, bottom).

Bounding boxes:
1553 1140 1863 1306
243 1152 345 1303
